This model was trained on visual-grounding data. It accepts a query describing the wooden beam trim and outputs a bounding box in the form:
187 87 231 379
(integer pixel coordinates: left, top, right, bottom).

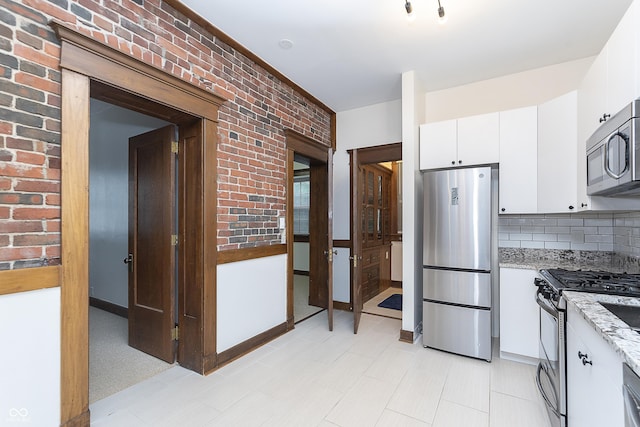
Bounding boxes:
285 129 329 160
50 20 226 120
0 266 60 296
217 244 287 265
348 142 402 165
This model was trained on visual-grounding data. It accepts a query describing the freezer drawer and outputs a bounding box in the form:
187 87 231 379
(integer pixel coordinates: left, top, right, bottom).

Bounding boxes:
423 301 492 361
423 268 491 308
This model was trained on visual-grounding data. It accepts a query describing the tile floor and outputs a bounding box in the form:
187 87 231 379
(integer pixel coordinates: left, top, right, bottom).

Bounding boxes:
90 310 551 427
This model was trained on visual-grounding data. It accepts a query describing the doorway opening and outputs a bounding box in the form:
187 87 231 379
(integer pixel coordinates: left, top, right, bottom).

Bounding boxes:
87 99 175 402
350 143 402 332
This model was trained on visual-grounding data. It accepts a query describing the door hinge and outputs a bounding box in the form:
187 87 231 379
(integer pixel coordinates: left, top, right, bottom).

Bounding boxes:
171 141 179 154
171 326 179 341
171 234 178 246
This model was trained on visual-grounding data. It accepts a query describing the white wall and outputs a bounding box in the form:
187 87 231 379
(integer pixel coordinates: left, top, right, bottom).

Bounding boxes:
333 99 403 304
89 99 169 307
402 71 425 337
0 288 60 426
424 57 594 122
217 254 287 352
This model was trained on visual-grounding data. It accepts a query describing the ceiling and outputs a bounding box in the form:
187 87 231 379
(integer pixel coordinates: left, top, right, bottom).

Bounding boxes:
179 0 633 112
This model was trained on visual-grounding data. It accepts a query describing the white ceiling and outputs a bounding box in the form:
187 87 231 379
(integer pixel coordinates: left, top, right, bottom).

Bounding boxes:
180 0 633 112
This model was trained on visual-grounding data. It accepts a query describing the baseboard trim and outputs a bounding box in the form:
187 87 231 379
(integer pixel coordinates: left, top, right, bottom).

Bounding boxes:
89 297 128 319
399 329 414 343
216 321 288 367
333 301 351 311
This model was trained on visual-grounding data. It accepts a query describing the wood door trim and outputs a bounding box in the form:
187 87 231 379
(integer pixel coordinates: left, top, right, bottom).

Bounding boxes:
399 329 414 343
333 239 351 248
285 129 330 160
0 266 60 296
217 244 287 265
55 23 221 426
50 20 226 121
348 142 402 165
216 321 288 367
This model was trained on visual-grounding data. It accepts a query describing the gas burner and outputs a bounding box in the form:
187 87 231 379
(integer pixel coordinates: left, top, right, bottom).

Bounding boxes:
539 268 640 298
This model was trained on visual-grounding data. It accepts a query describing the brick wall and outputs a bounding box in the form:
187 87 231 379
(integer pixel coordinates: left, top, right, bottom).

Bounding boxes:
0 0 332 268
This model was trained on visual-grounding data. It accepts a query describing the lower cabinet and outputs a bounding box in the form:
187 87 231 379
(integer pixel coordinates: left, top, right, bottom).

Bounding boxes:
566 301 623 427
362 245 391 302
499 268 540 360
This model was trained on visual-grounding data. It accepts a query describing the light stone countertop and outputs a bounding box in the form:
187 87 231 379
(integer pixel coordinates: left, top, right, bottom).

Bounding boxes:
563 291 640 375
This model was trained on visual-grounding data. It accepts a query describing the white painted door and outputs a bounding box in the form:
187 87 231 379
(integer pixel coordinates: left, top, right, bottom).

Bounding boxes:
419 120 457 170
457 112 499 167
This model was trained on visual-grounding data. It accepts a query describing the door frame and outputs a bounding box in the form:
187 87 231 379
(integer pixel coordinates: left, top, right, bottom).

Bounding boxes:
285 130 333 330
54 22 225 426
349 142 402 333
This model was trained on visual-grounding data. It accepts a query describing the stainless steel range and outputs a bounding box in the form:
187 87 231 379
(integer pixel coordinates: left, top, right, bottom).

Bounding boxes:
535 268 640 427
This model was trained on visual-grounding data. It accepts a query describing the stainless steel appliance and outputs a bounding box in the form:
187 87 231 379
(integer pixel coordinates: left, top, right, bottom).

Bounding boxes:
624 363 640 427
587 98 640 197
422 166 492 361
535 269 640 427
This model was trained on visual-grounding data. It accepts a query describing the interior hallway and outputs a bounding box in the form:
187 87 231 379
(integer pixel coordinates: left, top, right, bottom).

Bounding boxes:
90 310 551 427
362 286 403 320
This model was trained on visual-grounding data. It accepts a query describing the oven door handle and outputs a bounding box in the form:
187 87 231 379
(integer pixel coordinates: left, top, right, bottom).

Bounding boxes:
624 385 640 427
536 291 559 318
536 363 562 418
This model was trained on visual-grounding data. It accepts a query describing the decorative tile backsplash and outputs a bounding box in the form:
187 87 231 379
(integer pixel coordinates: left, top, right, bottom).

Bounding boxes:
498 212 640 257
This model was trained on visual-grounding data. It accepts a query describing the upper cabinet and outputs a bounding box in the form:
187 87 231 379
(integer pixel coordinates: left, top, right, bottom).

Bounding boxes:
578 2 639 144
419 119 457 170
498 106 538 214
537 91 578 213
576 1 640 211
420 113 499 170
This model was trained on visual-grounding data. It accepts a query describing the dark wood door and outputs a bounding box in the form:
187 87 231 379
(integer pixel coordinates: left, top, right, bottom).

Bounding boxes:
128 125 176 363
307 148 334 331
350 149 363 333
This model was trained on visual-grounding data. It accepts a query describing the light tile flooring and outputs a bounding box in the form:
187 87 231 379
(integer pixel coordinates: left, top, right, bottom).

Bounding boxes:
91 310 552 427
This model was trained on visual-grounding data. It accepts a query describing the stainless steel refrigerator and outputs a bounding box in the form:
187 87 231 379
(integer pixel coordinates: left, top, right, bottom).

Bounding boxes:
422 166 492 361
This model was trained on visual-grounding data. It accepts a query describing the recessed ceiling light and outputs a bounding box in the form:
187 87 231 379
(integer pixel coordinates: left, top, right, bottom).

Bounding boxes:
278 39 294 50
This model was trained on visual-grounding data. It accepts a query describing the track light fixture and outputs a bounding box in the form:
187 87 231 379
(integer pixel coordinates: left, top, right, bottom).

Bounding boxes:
403 0 447 23
405 1 415 20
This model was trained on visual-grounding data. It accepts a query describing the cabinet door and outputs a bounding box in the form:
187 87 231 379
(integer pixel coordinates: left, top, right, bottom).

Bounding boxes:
419 121 457 170
498 106 537 214
499 268 539 359
578 50 608 145
606 1 639 116
566 304 624 427
457 112 499 166
537 91 578 213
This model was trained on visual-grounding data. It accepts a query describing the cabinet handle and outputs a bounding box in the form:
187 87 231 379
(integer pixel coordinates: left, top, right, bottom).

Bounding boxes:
578 351 593 366
458 160 462 164
501 208 506 212
568 205 574 210
451 161 455 165
581 203 588 208
599 113 611 123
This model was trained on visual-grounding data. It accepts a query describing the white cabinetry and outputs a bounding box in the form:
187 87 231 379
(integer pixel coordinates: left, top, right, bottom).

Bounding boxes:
499 268 539 362
537 91 578 213
576 1 640 212
419 119 456 170
419 113 499 170
578 1 639 144
498 106 537 214
566 301 623 427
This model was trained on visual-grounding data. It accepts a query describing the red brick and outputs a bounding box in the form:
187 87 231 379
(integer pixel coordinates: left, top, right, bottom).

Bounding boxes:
0 163 44 179
14 234 59 246
0 178 11 190
45 245 60 258
45 194 60 206
15 71 60 95
16 151 46 165
0 235 8 247
13 44 59 70
0 247 43 261
45 220 60 232
13 207 60 220
0 122 13 135
22 0 76 23
0 221 43 233
14 179 59 193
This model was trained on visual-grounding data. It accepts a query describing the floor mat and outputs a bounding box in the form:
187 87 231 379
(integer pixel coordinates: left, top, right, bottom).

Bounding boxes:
377 293 402 310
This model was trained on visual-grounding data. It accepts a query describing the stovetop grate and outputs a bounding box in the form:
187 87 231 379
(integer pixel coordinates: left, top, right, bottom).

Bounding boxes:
540 268 640 297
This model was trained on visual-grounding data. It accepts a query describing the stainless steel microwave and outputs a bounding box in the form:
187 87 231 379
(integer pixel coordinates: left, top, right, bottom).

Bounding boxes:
587 99 640 197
